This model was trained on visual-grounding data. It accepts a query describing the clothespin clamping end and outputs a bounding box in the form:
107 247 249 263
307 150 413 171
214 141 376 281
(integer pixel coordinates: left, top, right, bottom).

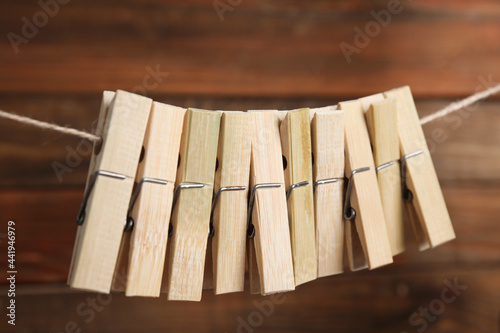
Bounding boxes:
360 94 405 256
384 86 455 250
111 102 186 296
338 100 393 271
164 108 221 301
247 110 295 295
280 108 317 286
68 90 153 293
205 111 251 295
310 106 345 277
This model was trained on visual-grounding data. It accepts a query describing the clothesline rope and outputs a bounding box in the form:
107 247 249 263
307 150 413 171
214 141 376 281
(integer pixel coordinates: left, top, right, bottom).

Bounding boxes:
0 109 100 142
1 84 499 143
419 83 500 125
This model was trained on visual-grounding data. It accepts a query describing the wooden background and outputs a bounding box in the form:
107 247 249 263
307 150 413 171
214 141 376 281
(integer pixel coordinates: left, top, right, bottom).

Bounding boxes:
0 0 499 332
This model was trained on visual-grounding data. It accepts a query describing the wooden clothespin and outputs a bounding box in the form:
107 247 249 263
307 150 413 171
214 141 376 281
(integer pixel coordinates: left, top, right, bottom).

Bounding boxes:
247 110 295 295
67 90 115 288
111 102 186 296
280 108 317 286
206 112 251 295
164 108 221 301
68 90 152 293
338 100 393 271
384 86 455 250
360 95 405 256
310 106 345 277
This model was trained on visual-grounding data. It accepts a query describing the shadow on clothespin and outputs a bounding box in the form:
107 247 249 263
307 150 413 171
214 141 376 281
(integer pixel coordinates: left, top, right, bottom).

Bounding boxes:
360 94 405 256
384 86 455 250
68 90 152 293
203 111 251 295
310 106 345 277
111 102 186 296
280 108 317 286
338 100 393 271
246 110 295 295
163 108 221 301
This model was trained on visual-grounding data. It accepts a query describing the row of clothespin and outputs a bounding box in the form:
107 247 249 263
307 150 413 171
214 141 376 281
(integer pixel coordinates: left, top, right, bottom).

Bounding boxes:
67 86 456 301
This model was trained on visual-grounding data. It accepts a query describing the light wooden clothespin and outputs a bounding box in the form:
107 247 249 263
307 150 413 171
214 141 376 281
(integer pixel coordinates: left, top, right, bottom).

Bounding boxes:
338 100 393 271
360 95 405 256
247 110 295 295
384 86 455 250
310 106 345 277
67 90 115 288
111 102 186 296
164 108 221 301
68 90 152 293
205 112 251 295
280 108 317 286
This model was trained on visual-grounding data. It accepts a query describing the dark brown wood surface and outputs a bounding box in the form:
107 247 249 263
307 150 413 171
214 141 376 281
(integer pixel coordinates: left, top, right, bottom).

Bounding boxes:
0 0 500 98
0 0 499 332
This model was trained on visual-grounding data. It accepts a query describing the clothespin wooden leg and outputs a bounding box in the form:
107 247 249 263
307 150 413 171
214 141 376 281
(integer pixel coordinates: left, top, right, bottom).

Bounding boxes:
339 100 393 271
69 90 153 293
280 108 317 286
164 108 221 301
247 110 295 295
384 86 455 250
111 102 186 296
206 112 251 295
361 95 405 256
68 91 115 286
310 106 345 277
247 237 261 294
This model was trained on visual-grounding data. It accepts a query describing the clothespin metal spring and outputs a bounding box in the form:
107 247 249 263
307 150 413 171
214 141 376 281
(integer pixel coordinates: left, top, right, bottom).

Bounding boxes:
124 177 169 232
286 181 310 200
313 178 340 191
375 161 396 173
400 150 424 202
76 170 127 226
168 183 205 236
246 183 281 238
209 186 246 238
343 167 370 220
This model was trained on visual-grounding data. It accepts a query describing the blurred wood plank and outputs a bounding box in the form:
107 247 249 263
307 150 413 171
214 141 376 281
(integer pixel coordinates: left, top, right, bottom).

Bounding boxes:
1 95 499 187
0 1 498 332
0 268 498 332
3 0 500 17
0 184 498 285
0 1 499 97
